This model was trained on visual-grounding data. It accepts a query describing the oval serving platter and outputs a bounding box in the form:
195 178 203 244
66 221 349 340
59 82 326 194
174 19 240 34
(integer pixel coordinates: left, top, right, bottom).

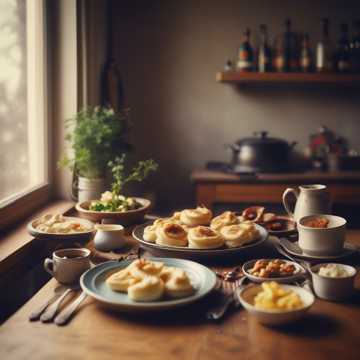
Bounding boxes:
242 258 307 284
80 257 217 312
132 222 268 260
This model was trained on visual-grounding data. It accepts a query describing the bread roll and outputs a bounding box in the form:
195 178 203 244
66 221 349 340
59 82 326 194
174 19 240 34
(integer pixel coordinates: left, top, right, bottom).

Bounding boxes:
220 223 260 248
155 223 188 247
180 206 212 227
188 226 224 249
210 211 239 232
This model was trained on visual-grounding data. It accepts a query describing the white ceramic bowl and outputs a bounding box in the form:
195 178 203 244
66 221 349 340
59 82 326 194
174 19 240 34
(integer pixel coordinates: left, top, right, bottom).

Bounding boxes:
236 284 314 326
297 214 346 256
310 263 357 301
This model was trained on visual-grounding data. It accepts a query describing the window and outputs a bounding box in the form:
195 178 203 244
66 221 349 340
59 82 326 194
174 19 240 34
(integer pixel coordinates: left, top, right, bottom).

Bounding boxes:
0 0 48 208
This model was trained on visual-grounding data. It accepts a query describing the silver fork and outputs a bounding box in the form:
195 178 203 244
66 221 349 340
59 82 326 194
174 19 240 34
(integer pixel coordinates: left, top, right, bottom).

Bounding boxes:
207 276 247 321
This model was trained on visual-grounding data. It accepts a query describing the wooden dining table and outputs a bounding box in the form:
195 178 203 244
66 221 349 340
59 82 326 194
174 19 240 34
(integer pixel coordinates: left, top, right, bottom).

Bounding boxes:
1 226 360 360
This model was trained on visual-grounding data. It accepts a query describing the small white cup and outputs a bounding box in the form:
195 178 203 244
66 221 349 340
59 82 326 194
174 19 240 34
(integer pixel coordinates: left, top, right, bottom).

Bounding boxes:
44 248 91 285
297 214 346 256
94 224 126 252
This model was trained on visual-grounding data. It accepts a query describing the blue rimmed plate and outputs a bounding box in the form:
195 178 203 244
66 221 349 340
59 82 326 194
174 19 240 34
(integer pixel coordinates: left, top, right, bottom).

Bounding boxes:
80 257 216 312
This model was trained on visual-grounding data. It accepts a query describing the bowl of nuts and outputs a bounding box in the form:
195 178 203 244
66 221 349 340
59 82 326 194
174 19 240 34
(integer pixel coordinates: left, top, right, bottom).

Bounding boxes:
242 258 306 284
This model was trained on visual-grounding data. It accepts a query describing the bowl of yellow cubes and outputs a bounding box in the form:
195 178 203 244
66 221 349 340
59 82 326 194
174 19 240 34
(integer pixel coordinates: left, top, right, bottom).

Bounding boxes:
236 281 315 326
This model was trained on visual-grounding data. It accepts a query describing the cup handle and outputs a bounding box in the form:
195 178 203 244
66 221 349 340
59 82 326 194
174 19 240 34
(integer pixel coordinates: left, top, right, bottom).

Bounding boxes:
282 188 299 218
44 258 54 276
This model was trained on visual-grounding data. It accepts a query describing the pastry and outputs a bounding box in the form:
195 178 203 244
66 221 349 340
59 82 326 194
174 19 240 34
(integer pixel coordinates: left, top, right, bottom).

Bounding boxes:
127 275 164 302
143 224 157 242
156 223 188 247
106 268 140 292
128 259 164 279
161 267 195 298
188 226 224 249
210 211 239 232
180 206 212 226
242 206 265 222
220 223 260 248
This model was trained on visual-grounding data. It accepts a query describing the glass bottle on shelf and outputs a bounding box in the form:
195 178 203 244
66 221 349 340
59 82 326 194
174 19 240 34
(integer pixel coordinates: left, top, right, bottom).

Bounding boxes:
350 20 360 72
258 24 272 72
316 18 332 72
273 19 299 72
335 23 351 72
300 33 313 72
237 28 254 72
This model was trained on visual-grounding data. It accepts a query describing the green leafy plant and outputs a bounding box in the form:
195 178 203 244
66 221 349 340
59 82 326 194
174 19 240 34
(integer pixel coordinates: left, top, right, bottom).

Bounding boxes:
58 106 131 178
89 155 158 212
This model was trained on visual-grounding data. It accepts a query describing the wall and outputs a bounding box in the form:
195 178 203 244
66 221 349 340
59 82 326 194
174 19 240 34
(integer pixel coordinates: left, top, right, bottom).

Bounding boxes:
111 0 360 208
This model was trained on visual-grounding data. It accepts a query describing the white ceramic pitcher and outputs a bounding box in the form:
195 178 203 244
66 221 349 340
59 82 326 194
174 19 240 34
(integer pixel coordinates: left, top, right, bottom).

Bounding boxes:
282 184 331 222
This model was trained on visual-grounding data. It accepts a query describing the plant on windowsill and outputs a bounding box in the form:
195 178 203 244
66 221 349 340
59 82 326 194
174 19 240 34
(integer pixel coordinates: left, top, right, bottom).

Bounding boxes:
58 106 132 202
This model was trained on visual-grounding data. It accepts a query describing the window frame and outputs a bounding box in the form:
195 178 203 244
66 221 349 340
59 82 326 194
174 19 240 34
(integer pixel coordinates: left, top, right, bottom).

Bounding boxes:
0 0 51 230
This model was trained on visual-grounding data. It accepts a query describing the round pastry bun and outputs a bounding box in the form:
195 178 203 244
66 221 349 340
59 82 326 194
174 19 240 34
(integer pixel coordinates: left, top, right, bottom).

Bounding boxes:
180 206 212 227
143 224 157 242
156 223 188 247
128 259 164 279
127 276 164 302
220 223 260 248
210 211 239 232
188 226 224 249
106 268 139 292
161 267 195 298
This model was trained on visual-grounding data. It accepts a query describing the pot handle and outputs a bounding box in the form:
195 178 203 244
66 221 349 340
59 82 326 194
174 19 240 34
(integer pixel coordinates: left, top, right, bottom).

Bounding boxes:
282 188 299 218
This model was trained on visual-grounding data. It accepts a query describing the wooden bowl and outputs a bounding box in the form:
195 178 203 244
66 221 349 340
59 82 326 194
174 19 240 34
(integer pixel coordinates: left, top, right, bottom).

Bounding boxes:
75 197 151 226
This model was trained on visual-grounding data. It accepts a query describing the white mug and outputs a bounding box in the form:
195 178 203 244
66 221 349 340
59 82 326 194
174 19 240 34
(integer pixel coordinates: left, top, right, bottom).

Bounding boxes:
44 248 91 285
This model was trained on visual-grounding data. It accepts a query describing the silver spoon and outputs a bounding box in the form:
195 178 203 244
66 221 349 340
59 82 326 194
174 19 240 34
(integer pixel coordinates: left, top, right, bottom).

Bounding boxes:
54 291 87 326
29 286 67 321
40 286 78 323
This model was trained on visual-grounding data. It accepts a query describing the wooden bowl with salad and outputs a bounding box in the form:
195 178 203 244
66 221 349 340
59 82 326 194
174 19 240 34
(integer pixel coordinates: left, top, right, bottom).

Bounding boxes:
76 192 151 226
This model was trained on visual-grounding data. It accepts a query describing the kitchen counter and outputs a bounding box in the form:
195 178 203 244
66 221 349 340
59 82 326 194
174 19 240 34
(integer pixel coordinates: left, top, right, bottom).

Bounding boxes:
191 169 360 211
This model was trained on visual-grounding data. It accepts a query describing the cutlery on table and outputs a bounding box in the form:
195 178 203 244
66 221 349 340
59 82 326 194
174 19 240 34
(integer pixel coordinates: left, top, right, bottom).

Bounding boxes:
273 240 311 272
207 275 247 321
29 286 67 321
40 287 75 323
54 291 87 326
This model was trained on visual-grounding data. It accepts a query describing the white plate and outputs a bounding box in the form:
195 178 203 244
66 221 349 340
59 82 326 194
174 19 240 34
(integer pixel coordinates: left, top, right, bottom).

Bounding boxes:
237 284 314 326
27 215 95 240
80 257 217 312
132 222 268 260
279 238 357 260
242 259 306 284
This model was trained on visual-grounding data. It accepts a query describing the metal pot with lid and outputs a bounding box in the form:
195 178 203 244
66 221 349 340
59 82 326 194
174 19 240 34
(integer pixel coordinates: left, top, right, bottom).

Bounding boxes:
227 131 297 173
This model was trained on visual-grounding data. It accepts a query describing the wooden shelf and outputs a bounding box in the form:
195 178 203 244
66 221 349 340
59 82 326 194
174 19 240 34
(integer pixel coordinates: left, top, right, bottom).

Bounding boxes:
216 71 360 86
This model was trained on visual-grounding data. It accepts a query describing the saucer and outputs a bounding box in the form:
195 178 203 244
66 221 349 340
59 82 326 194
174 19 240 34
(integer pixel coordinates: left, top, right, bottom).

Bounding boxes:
279 238 357 260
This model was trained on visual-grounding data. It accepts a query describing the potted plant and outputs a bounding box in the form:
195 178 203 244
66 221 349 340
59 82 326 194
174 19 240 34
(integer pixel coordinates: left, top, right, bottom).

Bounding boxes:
59 106 131 202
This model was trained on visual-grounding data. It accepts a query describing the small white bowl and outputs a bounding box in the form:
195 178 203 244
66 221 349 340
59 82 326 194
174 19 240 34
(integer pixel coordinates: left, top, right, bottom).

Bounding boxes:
310 263 357 302
297 214 346 256
94 224 126 252
236 284 314 326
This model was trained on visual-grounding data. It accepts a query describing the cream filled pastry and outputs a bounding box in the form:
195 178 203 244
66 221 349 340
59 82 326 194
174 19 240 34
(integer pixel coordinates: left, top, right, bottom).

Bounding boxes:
127 275 164 302
156 223 188 247
143 224 157 242
128 259 164 279
220 222 260 248
210 211 239 232
180 206 212 226
188 226 224 249
161 267 195 298
106 268 140 292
